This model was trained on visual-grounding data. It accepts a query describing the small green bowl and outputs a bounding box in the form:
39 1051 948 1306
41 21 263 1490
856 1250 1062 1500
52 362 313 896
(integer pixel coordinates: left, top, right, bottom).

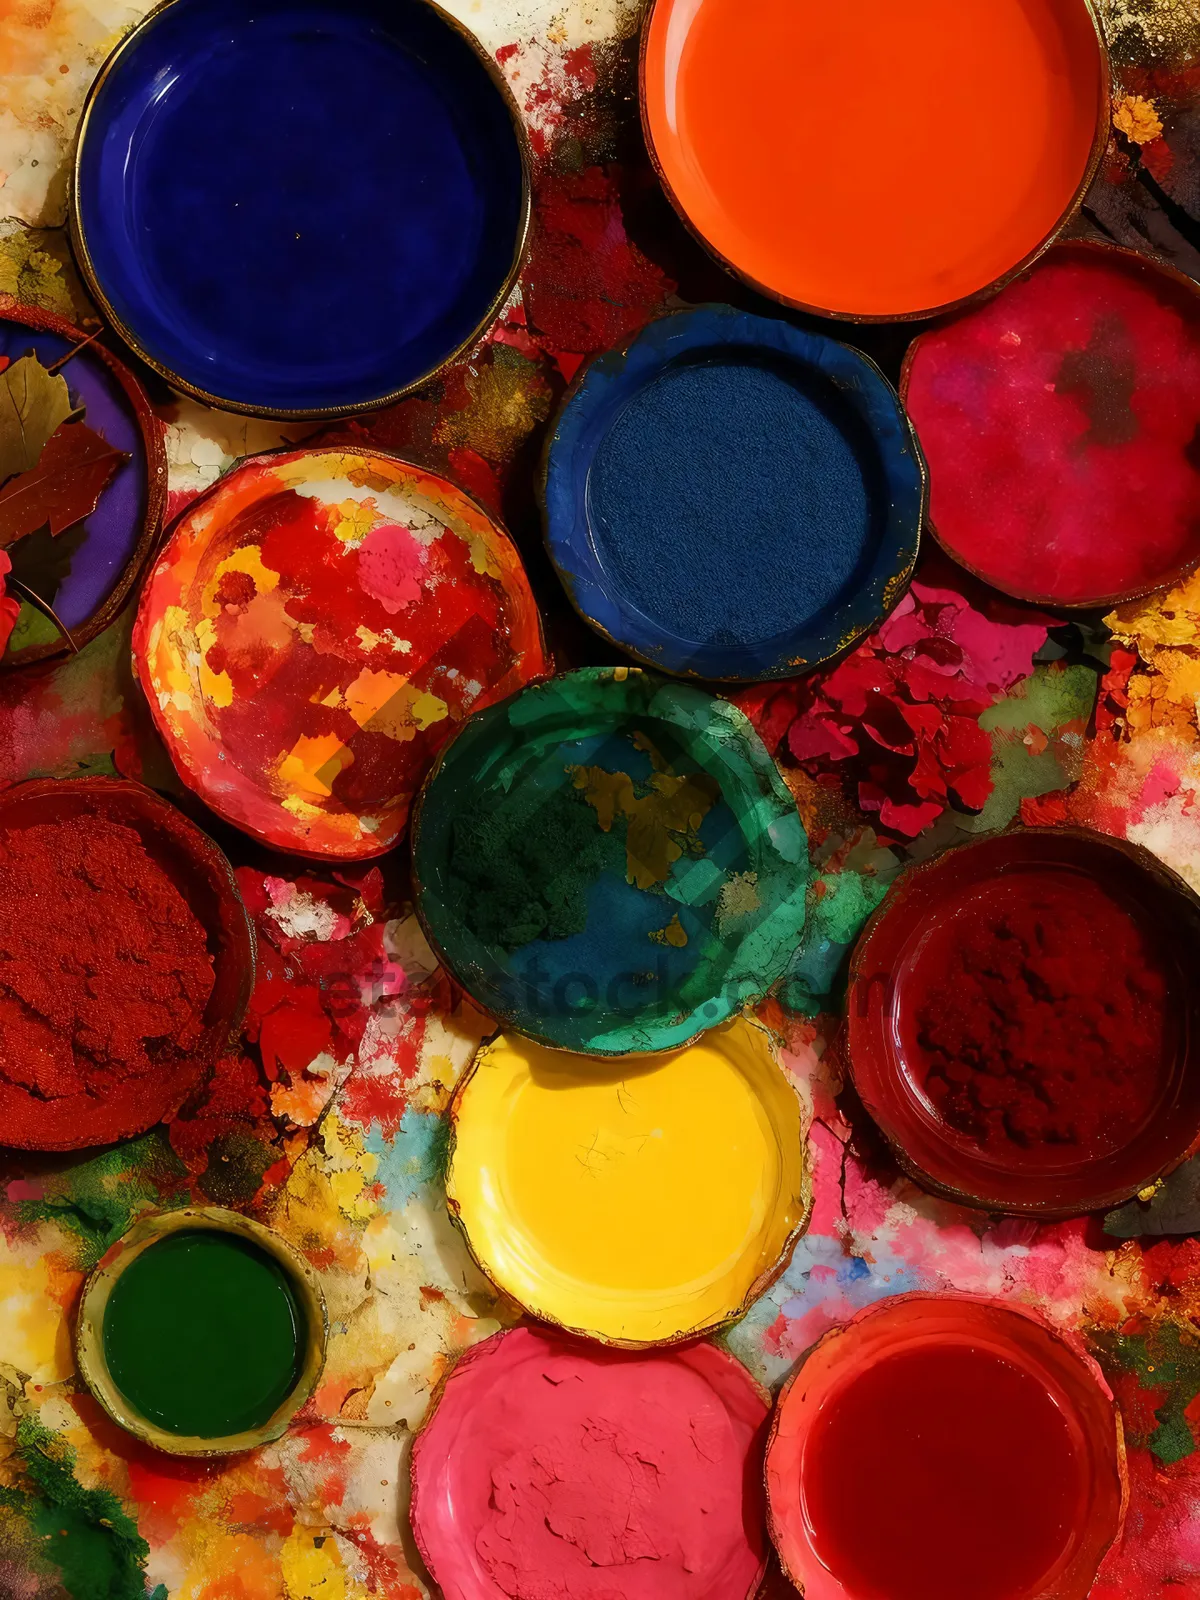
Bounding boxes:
411 666 810 1055
76 1206 327 1457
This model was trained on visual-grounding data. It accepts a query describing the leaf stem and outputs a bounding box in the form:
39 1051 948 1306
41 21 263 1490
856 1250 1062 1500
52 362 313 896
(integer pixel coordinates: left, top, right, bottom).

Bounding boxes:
6 577 80 653
45 327 105 377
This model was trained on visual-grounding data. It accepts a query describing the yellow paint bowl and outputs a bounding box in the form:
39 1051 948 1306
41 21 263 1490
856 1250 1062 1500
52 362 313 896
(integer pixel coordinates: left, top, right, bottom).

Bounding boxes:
446 1018 810 1346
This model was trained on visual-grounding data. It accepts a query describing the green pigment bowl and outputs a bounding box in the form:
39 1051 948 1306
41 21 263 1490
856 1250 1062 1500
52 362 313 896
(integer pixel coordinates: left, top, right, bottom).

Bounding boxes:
76 1206 327 1457
411 666 810 1055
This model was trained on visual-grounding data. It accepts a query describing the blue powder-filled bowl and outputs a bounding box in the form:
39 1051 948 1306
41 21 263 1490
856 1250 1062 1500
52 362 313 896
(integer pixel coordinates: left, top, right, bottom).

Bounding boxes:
411 667 810 1056
71 0 530 419
543 306 926 682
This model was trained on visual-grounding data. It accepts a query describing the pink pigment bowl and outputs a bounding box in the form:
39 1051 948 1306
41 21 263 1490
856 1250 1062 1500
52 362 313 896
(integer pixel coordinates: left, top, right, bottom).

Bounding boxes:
409 1325 770 1600
902 240 1200 608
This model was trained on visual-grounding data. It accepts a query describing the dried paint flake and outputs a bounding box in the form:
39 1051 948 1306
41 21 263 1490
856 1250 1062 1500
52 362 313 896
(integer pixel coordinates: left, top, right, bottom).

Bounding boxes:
736 566 1048 840
1114 93 1166 142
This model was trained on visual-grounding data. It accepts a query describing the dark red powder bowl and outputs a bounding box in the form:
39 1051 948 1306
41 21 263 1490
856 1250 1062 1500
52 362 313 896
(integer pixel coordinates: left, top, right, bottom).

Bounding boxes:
765 1294 1125 1600
846 827 1200 1216
0 776 254 1151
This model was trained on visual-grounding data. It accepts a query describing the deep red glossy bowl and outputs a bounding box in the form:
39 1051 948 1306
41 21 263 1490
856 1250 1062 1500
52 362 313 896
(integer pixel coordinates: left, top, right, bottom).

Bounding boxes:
846 826 1200 1216
0 776 255 1150
765 1294 1125 1600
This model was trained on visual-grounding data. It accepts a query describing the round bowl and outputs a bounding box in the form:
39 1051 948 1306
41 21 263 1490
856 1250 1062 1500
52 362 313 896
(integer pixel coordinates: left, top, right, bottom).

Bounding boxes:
542 306 924 681
411 666 810 1055
446 1017 810 1346
0 304 166 667
901 240 1200 608
133 447 548 859
76 1205 327 1456
0 776 254 1151
410 1325 771 1600
640 0 1108 322
71 0 530 418
846 827 1200 1216
765 1294 1124 1600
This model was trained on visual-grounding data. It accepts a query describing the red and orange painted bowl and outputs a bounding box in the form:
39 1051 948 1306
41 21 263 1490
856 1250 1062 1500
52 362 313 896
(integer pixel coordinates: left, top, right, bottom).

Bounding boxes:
765 1294 1125 1600
640 0 1109 322
133 447 549 859
901 240 1200 608
845 827 1200 1216
0 776 254 1150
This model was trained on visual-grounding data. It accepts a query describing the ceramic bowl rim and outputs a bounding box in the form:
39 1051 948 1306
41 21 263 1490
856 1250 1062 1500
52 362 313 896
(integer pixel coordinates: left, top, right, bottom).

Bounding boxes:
409 664 811 1056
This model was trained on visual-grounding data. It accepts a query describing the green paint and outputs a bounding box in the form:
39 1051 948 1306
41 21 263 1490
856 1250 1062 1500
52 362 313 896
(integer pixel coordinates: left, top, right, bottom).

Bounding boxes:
102 1230 305 1439
963 662 1098 833
18 1133 187 1270
449 780 624 950
6 1416 166 1600
780 863 894 1016
1089 1322 1200 1464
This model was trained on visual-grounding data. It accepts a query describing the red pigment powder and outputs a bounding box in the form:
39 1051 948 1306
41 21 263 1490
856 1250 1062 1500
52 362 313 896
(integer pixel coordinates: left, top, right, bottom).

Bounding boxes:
0 818 215 1144
802 1343 1086 1600
903 871 1170 1160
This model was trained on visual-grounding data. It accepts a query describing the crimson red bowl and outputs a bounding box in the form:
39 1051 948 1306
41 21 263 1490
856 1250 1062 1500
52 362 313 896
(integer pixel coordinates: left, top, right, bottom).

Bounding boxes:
846 826 1200 1215
765 1294 1125 1600
0 776 254 1150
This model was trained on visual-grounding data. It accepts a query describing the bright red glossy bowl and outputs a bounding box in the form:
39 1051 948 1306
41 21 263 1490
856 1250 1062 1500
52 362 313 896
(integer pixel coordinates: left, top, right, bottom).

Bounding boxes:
766 1294 1125 1600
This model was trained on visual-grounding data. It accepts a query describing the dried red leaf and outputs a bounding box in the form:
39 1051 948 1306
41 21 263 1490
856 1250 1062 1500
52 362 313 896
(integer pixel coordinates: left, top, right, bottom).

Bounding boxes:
0 550 20 655
0 419 128 546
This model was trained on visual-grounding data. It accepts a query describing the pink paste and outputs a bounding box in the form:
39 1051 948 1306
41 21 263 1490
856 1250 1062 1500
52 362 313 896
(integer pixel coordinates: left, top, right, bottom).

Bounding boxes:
410 1326 769 1600
356 520 427 614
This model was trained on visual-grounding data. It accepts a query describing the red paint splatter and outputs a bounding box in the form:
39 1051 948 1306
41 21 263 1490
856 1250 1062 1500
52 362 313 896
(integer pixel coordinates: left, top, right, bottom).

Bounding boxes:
525 167 675 377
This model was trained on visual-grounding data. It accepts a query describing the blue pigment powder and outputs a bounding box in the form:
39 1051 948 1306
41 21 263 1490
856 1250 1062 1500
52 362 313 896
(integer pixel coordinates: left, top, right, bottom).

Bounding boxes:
587 359 879 648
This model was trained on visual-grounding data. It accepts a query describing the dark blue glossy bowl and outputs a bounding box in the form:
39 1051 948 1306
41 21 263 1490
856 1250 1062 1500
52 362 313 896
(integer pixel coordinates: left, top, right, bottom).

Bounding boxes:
542 306 927 682
71 0 530 419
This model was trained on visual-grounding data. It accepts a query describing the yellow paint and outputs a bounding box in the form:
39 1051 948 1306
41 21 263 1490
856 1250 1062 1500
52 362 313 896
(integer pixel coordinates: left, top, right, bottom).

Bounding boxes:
0 1251 74 1383
194 617 235 710
649 913 688 947
333 498 380 545
1113 93 1164 144
278 734 354 798
201 545 280 615
447 1018 808 1344
181 1527 284 1600
1106 571 1200 735
339 671 448 744
281 1528 347 1600
570 763 720 889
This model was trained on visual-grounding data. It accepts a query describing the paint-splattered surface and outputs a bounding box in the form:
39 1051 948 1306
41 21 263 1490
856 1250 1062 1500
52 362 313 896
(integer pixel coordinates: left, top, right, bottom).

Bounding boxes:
1 2 1200 1597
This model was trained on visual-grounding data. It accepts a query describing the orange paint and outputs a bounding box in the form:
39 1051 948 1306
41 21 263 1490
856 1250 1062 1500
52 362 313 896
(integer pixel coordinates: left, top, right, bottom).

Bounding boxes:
642 0 1106 318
